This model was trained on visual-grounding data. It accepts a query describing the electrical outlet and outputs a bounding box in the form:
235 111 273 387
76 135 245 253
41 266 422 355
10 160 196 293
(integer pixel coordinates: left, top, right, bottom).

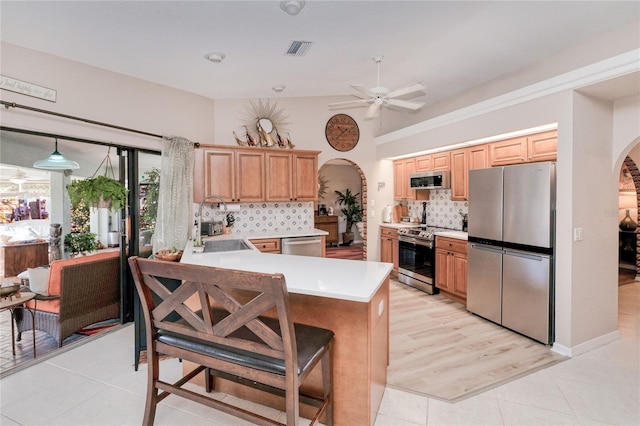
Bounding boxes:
574 227 583 241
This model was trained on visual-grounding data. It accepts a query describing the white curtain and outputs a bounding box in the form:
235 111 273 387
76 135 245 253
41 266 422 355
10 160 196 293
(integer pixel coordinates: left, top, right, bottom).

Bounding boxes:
153 135 195 251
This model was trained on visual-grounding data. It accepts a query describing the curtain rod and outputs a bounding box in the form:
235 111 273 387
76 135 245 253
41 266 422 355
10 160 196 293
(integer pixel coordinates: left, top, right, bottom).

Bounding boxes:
1 100 201 147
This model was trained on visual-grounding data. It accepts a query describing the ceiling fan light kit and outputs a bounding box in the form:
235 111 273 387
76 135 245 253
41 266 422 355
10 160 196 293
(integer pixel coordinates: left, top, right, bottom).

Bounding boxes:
329 55 426 120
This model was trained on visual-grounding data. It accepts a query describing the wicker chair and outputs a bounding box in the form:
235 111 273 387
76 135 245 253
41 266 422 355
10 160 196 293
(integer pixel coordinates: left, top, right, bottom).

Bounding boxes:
128 256 334 426
16 251 120 347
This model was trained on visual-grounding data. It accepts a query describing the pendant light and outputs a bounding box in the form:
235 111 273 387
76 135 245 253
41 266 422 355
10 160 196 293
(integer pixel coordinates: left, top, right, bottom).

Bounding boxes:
33 138 79 170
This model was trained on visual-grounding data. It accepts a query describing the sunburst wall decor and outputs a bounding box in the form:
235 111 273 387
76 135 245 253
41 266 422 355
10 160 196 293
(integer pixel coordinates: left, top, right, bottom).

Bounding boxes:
235 99 293 148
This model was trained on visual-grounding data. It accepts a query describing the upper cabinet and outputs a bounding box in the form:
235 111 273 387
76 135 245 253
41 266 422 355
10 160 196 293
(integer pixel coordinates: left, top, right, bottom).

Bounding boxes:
394 158 429 201
489 131 557 167
450 149 468 201
415 152 450 172
194 146 319 204
194 147 265 203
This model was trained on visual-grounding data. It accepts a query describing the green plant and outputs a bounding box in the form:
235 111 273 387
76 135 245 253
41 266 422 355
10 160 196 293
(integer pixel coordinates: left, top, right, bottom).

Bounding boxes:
335 188 364 234
141 168 160 230
66 175 128 211
317 174 329 199
64 232 98 255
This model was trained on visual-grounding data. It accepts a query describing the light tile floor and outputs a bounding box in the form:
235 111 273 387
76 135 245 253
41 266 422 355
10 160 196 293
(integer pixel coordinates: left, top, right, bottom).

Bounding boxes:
1 282 638 426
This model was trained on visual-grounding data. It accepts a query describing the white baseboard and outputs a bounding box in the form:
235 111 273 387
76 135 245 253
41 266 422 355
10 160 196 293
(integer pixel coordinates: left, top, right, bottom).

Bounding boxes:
551 330 621 357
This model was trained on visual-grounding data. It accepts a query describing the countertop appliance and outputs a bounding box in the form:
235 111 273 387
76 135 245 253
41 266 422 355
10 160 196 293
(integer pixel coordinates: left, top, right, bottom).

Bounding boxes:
409 171 450 190
467 162 555 344
281 236 323 257
397 226 449 295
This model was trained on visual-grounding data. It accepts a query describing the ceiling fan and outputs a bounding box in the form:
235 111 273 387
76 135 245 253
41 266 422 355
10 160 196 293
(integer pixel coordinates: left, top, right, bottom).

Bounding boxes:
329 55 426 120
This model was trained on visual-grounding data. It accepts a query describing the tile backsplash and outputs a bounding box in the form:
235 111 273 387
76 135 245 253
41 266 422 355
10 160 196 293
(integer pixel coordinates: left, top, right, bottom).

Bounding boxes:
195 201 315 236
406 189 468 230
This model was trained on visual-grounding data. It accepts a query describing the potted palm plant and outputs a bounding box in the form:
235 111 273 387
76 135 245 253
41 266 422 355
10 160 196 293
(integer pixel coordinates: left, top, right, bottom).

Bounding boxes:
335 188 364 246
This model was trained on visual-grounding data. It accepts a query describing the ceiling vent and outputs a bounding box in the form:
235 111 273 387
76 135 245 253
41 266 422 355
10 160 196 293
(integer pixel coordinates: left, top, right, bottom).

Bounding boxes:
285 40 314 57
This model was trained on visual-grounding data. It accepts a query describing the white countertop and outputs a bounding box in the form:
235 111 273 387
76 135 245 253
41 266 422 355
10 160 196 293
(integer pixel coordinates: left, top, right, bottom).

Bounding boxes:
181 240 392 303
435 230 468 240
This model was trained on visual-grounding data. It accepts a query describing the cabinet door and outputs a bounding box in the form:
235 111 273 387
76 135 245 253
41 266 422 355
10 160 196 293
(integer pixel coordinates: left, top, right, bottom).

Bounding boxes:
266 152 293 201
197 148 235 203
468 144 488 170
453 252 467 298
450 149 468 201
380 236 392 263
391 238 399 272
293 153 318 201
394 159 417 201
527 130 557 162
489 137 527 166
435 248 451 291
432 152 451 170
236 151 264 202
415 155 432 172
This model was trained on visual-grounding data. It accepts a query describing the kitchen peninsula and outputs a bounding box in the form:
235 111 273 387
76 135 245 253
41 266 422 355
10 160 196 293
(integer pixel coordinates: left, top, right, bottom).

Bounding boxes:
180 239 393 425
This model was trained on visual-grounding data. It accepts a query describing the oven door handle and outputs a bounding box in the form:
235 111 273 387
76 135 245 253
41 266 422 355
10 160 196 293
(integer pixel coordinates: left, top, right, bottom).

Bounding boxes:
399 236 433 248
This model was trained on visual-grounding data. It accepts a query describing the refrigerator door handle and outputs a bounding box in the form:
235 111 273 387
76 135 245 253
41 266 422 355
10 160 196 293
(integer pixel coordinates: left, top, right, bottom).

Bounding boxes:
470 244 505 254
504 250 549 261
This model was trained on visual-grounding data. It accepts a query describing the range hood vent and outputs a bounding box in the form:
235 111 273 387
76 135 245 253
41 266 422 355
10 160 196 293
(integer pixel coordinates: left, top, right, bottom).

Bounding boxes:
285 40 314 57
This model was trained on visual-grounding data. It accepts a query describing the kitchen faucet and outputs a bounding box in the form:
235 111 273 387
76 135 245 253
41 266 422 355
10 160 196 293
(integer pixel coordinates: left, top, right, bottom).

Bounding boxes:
196 195 228 246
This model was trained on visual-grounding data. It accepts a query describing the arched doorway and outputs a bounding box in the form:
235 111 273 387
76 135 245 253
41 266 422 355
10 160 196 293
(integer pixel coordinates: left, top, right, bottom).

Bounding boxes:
318 158 367 260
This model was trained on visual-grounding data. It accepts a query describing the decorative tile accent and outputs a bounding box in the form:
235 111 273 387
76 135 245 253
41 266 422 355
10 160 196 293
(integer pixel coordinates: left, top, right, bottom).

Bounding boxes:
407 190 469 230
195 202 315 235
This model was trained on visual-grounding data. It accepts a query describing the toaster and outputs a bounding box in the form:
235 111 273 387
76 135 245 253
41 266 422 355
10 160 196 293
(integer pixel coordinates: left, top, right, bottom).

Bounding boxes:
201 221 223 236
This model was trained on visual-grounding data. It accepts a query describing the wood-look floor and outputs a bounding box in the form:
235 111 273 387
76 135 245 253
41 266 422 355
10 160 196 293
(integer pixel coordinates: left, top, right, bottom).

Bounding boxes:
387 279 567 402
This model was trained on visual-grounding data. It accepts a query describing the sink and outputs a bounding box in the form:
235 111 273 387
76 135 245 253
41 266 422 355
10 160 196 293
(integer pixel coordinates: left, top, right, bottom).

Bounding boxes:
203 239 252 253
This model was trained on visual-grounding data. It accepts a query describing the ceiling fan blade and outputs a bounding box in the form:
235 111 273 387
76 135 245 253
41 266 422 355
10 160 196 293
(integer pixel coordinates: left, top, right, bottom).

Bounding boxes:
385 98 425 111
364 102 382 120
328 99 371 108
351 84 372 97
387 82 426 99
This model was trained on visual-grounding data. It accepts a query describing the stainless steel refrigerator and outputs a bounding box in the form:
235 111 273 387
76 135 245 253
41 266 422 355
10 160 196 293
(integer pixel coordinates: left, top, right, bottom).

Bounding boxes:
467 162 555 344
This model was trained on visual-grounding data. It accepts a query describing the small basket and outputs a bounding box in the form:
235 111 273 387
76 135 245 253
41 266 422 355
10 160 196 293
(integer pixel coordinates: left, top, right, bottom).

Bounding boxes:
155 250 183 262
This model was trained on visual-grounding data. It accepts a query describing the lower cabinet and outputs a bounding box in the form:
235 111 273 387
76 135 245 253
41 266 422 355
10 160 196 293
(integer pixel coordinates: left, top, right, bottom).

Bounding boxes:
249 238 281 254
380 227 399 275
314 215 339 246
435 236 467 303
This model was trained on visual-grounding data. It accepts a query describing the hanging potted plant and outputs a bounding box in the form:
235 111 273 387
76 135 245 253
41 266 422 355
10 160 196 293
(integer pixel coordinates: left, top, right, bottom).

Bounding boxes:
335 188 364 246
66 175 128 210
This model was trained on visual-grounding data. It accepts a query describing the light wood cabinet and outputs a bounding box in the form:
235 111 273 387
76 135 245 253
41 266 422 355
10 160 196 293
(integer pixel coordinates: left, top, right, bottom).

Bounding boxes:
415 152 450 172
489 131 557 167
527 130 557 163
435 236 467 303
432 152 451 170
249 238 281 254
394 158 428 201
195 146 320 204
315 215 339 246
468 144 489 170
450 149 468 201
380 227 399 275
292 153 318 201
194 147 264 203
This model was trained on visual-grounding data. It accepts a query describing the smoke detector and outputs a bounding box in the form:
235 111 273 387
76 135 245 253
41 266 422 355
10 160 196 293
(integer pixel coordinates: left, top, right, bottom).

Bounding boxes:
280 1 305 15
205 52 226 63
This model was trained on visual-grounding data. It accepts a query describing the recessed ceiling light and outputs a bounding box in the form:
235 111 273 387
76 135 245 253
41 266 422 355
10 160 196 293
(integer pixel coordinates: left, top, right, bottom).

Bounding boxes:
272 85 286 93
280 1 305 15
205 52 226 63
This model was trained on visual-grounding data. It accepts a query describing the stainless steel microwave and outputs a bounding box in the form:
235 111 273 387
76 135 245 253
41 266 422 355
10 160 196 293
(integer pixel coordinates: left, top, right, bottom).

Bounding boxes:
409 171 450 189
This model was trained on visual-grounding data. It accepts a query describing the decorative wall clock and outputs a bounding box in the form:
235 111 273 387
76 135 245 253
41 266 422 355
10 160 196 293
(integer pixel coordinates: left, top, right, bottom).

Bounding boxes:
325 114 360 151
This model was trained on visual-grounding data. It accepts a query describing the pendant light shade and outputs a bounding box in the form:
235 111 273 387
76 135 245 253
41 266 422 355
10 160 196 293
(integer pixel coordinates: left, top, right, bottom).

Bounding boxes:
33 138 80 170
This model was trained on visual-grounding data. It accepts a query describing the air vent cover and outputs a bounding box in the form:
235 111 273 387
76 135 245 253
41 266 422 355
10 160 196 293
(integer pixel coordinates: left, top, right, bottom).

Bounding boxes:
285 40 314 57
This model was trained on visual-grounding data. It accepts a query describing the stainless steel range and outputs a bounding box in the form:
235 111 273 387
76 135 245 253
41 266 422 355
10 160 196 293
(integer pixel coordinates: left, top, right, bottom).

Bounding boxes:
397 226 448 294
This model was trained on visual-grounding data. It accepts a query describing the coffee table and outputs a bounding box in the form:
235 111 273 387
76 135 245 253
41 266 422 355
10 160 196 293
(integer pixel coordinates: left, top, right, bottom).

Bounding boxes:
1 291 36 357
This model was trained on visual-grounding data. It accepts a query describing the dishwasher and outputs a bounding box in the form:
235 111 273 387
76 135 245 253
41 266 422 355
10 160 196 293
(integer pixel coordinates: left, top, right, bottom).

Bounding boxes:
281 236 323 257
